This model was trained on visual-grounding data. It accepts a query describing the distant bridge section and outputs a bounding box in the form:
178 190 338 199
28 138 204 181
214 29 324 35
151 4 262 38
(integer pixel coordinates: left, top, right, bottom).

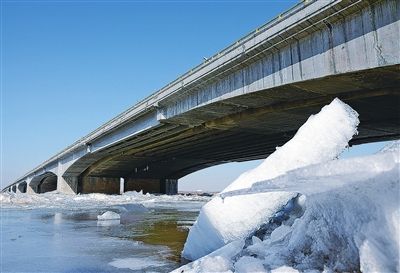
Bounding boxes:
3 0 399 195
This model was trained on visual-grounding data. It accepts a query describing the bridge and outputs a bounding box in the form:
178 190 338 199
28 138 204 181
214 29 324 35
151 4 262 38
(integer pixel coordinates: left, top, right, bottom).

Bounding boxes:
3 0 399 195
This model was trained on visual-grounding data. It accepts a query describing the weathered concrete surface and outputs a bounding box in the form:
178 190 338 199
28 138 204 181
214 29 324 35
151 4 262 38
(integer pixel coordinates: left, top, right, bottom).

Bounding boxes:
3 0 400 195
124 178 161 194
80 177 120 195
124 178 178 194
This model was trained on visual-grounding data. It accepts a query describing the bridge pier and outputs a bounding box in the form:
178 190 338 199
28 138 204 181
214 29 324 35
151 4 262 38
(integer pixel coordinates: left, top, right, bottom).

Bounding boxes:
79 177 120 194
57 176 78 194
26 184 35 194
124 178 177 195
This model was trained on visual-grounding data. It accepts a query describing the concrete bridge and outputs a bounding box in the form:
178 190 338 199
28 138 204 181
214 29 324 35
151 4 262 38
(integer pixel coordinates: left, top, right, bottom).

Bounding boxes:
3 0 399 195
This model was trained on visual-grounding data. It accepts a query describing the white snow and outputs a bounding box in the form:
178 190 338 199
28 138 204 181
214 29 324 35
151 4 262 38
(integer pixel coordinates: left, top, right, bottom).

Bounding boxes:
182 98 360 261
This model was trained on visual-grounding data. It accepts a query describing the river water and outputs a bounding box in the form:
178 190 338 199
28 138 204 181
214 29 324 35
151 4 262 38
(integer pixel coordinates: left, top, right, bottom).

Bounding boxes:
0 192 210 272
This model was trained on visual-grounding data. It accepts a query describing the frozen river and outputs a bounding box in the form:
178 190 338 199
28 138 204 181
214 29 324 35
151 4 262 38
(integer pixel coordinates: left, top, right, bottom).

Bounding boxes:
1 192 210 272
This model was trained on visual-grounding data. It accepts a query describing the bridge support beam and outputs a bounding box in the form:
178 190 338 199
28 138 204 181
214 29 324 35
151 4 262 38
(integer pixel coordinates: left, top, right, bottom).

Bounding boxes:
79 177 120 194
124 178 177 195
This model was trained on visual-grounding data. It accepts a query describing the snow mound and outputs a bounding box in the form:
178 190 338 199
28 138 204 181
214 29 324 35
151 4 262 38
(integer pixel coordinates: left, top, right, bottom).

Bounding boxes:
176 145 399 272
97 211 120 221
182 98 359 260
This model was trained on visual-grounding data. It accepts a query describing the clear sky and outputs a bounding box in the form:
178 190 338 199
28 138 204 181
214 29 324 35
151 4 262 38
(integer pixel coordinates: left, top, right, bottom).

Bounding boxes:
1 0 390 191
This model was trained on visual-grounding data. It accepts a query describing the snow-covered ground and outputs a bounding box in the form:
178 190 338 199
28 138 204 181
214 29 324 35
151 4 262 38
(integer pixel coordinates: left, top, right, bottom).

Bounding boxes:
178 98 399 273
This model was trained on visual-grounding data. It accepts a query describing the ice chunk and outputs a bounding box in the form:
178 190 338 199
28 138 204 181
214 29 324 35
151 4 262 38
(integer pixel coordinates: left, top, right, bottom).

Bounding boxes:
221 150 399 272
223 98 359 192
97 211 120 221
183 99 359 260
234 256 266 273
172 240 244 273
199 256 233 273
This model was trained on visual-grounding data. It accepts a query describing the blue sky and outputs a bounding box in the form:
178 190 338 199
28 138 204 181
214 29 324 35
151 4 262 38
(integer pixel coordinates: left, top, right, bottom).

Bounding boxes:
1 0 389 191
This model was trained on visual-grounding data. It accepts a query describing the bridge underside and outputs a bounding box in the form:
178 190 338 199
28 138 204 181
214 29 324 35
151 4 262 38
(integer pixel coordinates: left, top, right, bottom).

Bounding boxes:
29 172 58 194
63 65 399 194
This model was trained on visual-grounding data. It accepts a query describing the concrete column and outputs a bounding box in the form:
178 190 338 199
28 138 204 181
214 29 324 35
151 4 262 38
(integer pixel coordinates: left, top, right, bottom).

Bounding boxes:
57 159 78 194
57 176 78 194
26 183 35 194
25 178 35 194
119 178 124 195
161 179 178 195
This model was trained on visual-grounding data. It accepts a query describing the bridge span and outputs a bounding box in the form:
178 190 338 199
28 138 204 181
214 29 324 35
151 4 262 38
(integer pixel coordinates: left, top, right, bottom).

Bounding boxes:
3 0 399 195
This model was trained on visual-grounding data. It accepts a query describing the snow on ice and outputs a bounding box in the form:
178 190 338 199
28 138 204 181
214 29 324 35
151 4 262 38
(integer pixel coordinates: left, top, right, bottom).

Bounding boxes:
0 189 210 211
182 98 360 261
